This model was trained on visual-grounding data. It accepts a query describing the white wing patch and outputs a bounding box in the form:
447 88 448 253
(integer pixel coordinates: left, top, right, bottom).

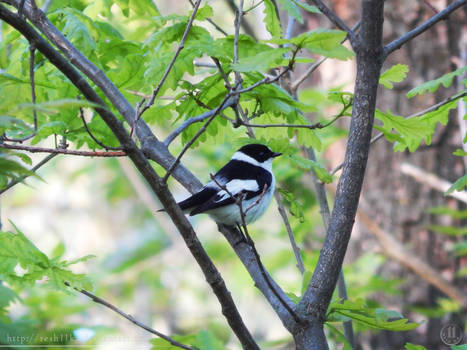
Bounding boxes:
214 179 259 202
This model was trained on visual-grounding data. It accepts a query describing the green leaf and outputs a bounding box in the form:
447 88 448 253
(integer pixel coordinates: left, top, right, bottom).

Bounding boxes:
453 149 467 156
428 224 467 236
263 0 282 38
0 224 93 292
374 109 433 152
55 9 98 55
451 346 467 350
231 48 289 72
292 0 320 13
31 121 68 145
194 330 226 350
327 300 419 331
407 66 467 98
277 0 303 24
379 64 409 89
427 206 467 220
195 3 214 21
289 29 354 60
405 343 427 350
288 155 332 183
445 174 467 195
277 188 305 222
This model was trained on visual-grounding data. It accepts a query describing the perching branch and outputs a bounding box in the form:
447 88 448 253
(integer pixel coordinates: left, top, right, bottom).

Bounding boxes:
0 7 259 349
209 175 303 324
132 0 202 133
64 282 195 350
383 0 467 57
0 142 127 157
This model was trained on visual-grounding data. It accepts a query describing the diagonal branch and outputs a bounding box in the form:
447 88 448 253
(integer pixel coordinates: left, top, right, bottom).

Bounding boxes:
383 0 467 57
64 282 196 350
163 97 236 146
162 92 235 182
307 0 357 44
0 6 260 349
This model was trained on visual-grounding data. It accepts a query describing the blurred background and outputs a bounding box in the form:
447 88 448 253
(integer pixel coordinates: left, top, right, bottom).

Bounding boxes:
1 0 466 349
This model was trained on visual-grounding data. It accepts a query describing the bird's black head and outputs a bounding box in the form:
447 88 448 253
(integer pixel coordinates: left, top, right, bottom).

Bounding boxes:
237 144 282 163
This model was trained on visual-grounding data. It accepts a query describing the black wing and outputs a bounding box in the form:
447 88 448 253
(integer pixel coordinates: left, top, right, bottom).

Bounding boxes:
177 186 218 211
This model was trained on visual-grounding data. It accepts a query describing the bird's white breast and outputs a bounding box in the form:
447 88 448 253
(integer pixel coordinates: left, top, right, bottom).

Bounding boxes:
207 176 275 226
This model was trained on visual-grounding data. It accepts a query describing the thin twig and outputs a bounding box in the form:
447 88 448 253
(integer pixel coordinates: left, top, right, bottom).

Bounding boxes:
274 191 305 274
422 0 439 14
188 0 228 36
162 93 235 182
225 0 257 40
307 0 357 44
79 106 123 150
233 0 244 87
132 0 202 134
0 143 127 157
194 61 217 68
163 97 236 146
209 175 303 324
383 0 467 57
64 282 195 350
212 57 231 89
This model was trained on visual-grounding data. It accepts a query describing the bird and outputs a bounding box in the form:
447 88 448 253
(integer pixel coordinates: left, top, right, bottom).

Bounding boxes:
173 143 281 227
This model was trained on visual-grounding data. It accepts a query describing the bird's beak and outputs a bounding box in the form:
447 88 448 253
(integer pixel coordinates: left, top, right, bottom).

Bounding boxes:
272 152 282 158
